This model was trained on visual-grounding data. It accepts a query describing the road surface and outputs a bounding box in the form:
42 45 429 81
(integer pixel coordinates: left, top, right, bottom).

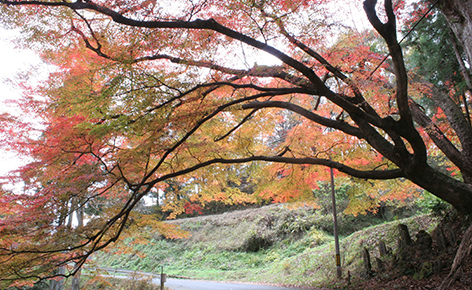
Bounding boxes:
154 277 317 290
94 267 317 290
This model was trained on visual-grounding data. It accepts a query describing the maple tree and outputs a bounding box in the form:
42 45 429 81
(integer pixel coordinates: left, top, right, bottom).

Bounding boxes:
0 0 472 286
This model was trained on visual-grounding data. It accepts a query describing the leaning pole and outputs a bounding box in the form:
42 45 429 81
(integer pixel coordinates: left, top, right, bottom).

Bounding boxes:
330 162 342 279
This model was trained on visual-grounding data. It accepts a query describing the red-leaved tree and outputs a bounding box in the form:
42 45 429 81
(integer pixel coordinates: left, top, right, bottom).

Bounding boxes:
0 0 471 286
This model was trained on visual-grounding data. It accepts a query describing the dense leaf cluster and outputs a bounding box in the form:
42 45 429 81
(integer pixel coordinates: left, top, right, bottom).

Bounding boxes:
0 0 471 287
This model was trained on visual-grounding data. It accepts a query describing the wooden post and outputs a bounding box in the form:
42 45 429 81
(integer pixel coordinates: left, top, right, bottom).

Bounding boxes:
160 266 165 290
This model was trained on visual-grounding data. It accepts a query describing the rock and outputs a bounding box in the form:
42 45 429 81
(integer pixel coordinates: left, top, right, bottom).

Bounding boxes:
432 226 448 252
375 257 384 273
415 230 433 258
379 240 389 257
362 247 373 278
398 224 412 249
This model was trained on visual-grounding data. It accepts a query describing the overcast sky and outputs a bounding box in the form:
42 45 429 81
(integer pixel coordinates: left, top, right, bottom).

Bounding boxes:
0 28 41 176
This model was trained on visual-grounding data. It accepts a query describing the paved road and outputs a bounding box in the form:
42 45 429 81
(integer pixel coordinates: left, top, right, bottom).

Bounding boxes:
154 277 316 290
96 268 316 290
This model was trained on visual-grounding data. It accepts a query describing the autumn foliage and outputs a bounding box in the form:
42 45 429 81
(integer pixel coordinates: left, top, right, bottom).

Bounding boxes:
0 0 471 286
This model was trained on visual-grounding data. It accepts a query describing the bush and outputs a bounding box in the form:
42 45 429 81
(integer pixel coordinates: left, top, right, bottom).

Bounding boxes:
243 234 274 252
82 274 161 290
415 191 452 216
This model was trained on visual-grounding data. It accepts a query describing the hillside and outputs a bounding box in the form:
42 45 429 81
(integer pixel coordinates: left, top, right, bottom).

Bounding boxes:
92 204 466 289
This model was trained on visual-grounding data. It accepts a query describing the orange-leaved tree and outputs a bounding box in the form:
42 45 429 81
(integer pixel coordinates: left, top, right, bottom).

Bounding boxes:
0 0 472 286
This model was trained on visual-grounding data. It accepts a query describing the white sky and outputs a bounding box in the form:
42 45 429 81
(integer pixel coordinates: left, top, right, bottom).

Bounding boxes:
0 28 42 176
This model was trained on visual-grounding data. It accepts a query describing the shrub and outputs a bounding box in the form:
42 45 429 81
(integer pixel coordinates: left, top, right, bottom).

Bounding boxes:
82 274 160 290
243 234 274 252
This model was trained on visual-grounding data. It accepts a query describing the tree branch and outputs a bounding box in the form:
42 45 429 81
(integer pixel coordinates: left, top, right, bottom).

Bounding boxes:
410 98 472 182
268 11 379 112
145 155 405 187
242 100 365 138
364 0 427 166
214 108 259 142
1 0 328 91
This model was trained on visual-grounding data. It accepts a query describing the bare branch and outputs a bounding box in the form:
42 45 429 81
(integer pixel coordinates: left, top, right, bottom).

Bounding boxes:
243 100 364 138
145 155 405 187
364 0 427 165
214 108 259 142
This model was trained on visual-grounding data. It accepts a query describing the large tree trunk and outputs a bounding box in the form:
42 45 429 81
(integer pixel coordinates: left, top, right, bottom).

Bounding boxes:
421 0 472 183
416 3 472 287
433 0 472 66
363 0 472 214
434 1 472 183
409 165 472 214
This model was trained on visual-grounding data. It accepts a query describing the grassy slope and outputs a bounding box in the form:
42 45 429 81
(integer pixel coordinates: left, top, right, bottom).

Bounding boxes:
94 204 437 289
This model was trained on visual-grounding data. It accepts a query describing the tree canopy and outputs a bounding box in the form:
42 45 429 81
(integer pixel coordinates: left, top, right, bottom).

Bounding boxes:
0 0 472 286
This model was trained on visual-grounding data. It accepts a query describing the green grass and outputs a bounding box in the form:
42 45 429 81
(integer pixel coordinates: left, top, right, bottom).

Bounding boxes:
93 204 438 289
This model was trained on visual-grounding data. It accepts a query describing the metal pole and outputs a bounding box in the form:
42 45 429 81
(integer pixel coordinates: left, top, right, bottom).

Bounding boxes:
330 164 342 279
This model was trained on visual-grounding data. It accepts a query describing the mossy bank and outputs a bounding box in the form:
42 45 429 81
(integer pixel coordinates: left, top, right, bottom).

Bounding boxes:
94 204 437 288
